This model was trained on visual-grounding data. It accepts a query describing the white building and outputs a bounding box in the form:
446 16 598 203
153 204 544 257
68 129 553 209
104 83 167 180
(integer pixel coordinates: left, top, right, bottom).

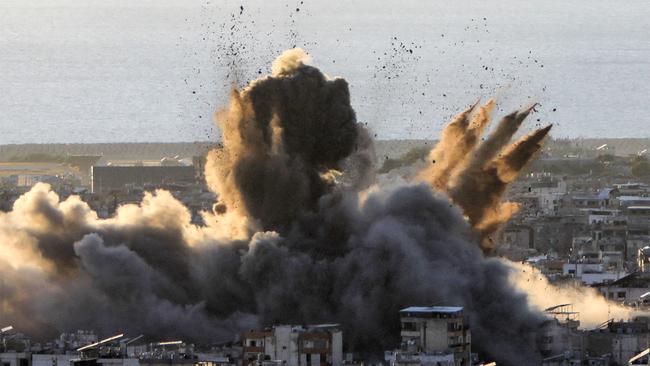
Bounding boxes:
597 272 650 303
384 351 456 366
57 330 98 352
562 262 626 285
32 354 77 366
530 176 568 215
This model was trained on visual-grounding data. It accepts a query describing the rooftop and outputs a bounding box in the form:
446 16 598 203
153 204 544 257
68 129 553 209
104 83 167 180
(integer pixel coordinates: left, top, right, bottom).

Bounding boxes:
600 272 650 288
399 306 463 314
618 196 650 202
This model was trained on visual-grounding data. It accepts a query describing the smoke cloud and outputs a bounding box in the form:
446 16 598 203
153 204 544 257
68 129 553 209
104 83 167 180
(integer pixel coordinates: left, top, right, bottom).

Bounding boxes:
417 102 552 253
205 48 371 234
0 49 635 365
508 261 643 328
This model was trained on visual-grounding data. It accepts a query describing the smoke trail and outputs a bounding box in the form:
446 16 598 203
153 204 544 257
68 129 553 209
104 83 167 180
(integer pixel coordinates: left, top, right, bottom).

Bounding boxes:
0 49 635 365
417 99 495 191
418 102 552 252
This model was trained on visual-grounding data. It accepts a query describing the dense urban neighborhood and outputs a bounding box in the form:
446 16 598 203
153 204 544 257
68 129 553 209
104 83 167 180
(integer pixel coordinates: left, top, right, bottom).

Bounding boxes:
4 139 650 365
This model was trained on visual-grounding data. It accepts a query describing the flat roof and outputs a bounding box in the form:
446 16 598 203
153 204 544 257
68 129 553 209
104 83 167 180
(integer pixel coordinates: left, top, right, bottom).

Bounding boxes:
400 306 463 314
572 196 602 200
618 196 650 202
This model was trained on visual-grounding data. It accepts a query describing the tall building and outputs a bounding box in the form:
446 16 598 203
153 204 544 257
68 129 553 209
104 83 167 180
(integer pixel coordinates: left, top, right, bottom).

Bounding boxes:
242 325 342 366
386 306 471 366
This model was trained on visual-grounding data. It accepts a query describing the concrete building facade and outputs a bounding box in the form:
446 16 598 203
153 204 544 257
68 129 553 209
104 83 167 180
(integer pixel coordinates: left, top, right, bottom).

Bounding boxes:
395 307 470 366
242 325 342 366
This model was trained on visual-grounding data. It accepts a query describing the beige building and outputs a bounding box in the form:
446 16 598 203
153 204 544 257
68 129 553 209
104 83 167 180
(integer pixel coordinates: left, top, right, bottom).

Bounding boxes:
242 325 342 366
388 306 470 366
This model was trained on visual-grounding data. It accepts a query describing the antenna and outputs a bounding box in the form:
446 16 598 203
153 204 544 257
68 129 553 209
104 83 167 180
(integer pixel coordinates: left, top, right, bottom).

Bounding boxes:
125 335 144 345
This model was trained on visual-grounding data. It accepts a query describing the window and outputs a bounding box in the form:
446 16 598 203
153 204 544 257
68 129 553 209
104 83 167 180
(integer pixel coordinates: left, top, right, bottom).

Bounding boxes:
401 322 418 331
303 340 328 349
618 291 626 298
313 340 328 349
247 339 262 347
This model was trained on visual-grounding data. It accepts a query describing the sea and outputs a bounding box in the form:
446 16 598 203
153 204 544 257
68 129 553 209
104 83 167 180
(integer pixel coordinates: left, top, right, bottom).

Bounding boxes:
1 0 650 144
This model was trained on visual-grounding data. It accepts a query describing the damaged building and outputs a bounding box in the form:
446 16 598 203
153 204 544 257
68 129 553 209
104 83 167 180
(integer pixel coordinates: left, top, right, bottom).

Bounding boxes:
242 325 342 366
385 307 471 366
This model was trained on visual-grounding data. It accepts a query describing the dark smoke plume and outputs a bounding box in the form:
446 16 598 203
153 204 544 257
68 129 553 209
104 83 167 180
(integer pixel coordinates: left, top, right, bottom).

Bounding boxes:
0 48 590 365
205 49 372 233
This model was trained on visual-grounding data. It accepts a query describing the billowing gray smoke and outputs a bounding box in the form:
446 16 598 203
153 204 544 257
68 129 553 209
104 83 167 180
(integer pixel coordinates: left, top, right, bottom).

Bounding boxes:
205 48 374 233
1 49 548 364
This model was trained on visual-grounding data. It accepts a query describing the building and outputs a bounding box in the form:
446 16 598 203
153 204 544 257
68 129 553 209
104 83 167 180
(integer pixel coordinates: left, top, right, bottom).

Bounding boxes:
563 239 627 285
500 224 534 249
0 353 29 366
627 206 650 235
91 166 196 194
586 318 650 366
617 196 650 208
242 324 342 366
56 331 98 352
386 307 470 366
0 355 139 366
597 272 650 303
529 176 568 215
384 351 457 366
125 339 194 361
16 175 62 188
538 305 650 365
539 304 583 358
614 183 648 197
32 354 78 366
65 155 103 186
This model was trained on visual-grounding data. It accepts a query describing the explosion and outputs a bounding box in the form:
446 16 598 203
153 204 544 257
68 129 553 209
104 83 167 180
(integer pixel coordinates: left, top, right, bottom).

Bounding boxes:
0 49 635 365
417 100 552 253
